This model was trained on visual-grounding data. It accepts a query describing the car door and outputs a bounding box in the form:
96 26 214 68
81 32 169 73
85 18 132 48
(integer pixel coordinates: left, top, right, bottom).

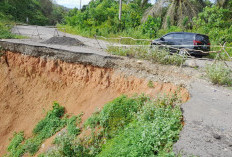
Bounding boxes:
172 33 184 49
184 33 194 50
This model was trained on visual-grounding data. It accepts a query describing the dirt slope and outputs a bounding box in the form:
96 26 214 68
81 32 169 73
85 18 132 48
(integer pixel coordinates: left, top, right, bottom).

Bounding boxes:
0 51 189 155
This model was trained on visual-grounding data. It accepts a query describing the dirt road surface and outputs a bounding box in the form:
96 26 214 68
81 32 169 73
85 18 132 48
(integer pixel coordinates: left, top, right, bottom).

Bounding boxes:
0 25 232 156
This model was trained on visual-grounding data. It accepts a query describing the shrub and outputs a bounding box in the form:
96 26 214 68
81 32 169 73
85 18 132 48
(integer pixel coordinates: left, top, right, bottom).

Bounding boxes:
6 102 68 156
67 114 82 136
98 104 182 157
86 94 182 156
147 80 154 88
7 132 25 156
39 133 90 157
205 62 232 86
33 102 66 139
0 21 14 39
85 95 149 137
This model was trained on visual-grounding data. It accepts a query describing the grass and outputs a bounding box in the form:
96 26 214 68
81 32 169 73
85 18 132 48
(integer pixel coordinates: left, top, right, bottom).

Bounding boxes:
39 94 183 157
107 46 186 66
205 62 232 86
147 80 154 88
6 102 68 156
0 20 25 39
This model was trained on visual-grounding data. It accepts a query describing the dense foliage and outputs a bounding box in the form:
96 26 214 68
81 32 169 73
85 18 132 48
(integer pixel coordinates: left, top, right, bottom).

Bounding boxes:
0 0 67 25
38 94 183 156
0 0 67 39
63 0 148 39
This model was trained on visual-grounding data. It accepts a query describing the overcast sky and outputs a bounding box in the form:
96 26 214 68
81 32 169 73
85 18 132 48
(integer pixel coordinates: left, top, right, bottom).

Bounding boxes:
55 0 215 9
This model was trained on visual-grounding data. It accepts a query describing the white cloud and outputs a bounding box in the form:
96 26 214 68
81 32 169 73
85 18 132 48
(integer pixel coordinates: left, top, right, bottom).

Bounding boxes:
55 0 91 9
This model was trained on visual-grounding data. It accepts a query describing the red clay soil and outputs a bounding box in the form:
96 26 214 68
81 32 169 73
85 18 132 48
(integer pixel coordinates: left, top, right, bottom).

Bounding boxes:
0 51 189 155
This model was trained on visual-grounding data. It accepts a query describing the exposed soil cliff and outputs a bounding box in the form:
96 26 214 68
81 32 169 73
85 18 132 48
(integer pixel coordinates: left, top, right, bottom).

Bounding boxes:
0 51 189 154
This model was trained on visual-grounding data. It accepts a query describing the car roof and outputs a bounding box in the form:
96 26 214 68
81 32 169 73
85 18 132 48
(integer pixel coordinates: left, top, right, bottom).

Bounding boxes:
164 32 208 37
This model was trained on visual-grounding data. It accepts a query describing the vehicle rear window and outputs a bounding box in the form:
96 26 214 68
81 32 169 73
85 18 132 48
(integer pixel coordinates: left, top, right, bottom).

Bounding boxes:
196 34 209 43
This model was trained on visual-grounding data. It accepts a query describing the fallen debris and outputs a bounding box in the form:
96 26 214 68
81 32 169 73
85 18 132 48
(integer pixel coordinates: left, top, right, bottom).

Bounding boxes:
42 36 85 46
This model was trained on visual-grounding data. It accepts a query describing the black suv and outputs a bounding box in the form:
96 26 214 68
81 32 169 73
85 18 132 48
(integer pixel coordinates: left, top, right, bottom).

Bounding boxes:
151 32 210 56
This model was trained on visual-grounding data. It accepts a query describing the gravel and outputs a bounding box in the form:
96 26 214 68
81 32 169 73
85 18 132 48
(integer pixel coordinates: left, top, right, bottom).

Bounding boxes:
42 36 85 46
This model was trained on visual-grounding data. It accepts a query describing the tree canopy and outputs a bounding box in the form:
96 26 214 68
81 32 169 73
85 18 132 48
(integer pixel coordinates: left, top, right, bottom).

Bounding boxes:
0 0 68 25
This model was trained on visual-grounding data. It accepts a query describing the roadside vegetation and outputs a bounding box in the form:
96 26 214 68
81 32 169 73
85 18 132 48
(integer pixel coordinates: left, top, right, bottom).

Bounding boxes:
6 94 183 157
61 0 232 58
0 13 22 39
0 0 67 26
107 46 186 66
206 62 232 86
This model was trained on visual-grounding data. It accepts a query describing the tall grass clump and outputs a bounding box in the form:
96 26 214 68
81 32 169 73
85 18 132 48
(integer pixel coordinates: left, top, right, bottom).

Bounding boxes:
206 62 232 86
107 46 186 66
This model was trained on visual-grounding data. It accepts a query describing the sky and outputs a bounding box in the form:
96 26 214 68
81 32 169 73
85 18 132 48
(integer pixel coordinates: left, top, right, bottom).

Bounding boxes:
55 0 157 9
55 0 215 9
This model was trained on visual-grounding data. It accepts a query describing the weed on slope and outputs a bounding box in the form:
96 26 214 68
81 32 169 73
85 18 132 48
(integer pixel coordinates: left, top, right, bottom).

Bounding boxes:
38 94 183 157
5 103 77 156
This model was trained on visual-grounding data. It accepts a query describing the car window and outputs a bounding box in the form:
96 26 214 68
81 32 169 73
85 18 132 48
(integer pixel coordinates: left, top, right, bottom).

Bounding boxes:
196 35 209 42
173 34 183 39
163 34 173 40
184 34 194 40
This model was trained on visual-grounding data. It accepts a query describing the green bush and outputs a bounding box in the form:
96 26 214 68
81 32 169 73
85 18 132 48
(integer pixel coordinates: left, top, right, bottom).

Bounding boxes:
39 133 90 157
7 132 25 156
85 95 149 136
141 16 162 38
0 21 14 39
206 62 232 86
98 104 182 157
67 115 82 136
33 102 66 139
6 102 68 156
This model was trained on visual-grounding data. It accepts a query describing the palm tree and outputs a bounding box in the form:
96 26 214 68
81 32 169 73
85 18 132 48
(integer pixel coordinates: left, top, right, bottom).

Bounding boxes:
141 0 149 8
216 0 229 8
142 0 205 29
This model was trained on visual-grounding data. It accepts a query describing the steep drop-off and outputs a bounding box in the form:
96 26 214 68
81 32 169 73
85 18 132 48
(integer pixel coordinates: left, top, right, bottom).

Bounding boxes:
0 51 189 154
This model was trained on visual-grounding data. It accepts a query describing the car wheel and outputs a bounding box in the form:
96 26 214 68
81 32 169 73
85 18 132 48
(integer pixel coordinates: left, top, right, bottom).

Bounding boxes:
178 48 188 56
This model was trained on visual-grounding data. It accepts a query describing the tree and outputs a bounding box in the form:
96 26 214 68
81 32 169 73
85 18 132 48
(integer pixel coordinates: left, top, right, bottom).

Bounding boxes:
142 0 206 29
38 0 53 17
216 0 230 8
